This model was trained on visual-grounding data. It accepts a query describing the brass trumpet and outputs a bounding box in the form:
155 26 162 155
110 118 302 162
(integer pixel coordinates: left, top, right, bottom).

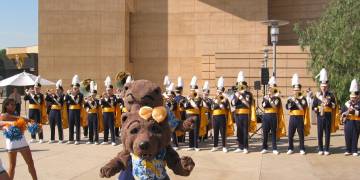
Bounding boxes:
216 94 225 103
295 91 304 98
271 88 279 94
238 84 247 91
189 91 198 99
269 87 281 97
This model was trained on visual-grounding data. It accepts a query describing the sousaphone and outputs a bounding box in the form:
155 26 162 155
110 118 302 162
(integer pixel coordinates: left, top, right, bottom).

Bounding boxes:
115 71 131 89
80 79 94 97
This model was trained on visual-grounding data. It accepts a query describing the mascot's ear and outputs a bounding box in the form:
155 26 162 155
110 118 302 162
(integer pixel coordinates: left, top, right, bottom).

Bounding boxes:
121 113 128 124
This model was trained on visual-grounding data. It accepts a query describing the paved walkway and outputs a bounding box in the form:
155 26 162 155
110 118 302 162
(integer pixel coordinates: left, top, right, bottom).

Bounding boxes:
1 124 359 180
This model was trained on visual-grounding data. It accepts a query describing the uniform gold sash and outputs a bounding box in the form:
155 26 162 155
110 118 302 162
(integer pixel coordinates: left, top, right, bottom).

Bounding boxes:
29 104 40 109
69 104 81 110
87 108 98 113
186 108 200 115
212 109 226 116
102 107 115 113
51 105 62 110
348 114 360 121
264 108 277 113
289 110 305 116
318 106 333 113
235 108 250 114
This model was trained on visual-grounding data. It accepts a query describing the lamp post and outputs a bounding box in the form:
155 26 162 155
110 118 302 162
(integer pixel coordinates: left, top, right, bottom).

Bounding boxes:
261 20 289 78
264 48 269 93
263 48 269 68
262 48 270 95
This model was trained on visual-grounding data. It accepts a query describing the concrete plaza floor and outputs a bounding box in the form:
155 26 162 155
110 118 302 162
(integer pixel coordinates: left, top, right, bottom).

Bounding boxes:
0 124 359 180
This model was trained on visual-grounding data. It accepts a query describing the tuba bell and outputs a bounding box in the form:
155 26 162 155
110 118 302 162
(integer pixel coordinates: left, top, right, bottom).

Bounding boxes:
115 71 131 89
80 79 94 97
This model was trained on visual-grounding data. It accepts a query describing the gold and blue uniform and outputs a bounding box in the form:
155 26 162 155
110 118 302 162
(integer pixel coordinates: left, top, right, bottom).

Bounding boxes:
211 96 229 148
24 92 46 140
286 95 310 151
100 95 118 143
341 100 360 153
261 96 285 150
64 93 84 141
45 93 65 141
312 91 337 152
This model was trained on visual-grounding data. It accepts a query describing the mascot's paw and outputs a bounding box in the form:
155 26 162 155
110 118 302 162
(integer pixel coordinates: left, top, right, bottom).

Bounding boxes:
181 156 195 174
99 165 119 178
181 117 195 131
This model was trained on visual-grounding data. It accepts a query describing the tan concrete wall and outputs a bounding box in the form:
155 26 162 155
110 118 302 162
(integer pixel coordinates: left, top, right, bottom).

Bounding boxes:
130 0 169 85
130 0 268 93
39 0 132 92
38 0 328 94
269 0 329 45
200 46 317 97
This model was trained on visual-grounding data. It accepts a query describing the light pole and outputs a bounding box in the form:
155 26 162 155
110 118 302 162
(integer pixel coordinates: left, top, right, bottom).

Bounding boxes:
262 48 270 95
261 20 289 78
263 48 269 68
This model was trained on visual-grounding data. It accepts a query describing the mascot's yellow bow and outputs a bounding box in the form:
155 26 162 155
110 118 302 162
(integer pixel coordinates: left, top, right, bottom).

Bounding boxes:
139 106 167 123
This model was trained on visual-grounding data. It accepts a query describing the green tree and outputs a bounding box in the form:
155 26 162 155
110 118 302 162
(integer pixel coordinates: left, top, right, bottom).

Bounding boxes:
0 49 6 59
294 0 360 104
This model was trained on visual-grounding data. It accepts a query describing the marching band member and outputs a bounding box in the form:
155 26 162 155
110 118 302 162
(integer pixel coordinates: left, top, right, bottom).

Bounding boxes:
201 81 212 141
174 76 186 143
210 77 230 153
164 82 180 150
184 76 202 151
117 75 133 113
64 75 84 145
232 71 256 154
115 89 124 138
24 76 47 144
100 76 118 146
260 76 286 155
163 75 171 97
286 74 311 155
341 79 360 156
114 72 130 136
312 69 340 155
84 81 101 145
45 80 66 144
115 92 123 139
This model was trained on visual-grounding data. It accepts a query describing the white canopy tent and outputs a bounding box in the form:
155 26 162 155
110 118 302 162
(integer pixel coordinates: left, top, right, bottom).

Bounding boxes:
0 71 54 117
0 71 54 87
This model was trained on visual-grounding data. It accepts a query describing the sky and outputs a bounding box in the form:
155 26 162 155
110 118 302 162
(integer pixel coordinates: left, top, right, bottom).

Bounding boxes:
0 0 38 49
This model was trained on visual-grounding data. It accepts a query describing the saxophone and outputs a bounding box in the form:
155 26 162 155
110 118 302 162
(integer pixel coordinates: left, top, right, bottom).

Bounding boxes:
318 93 331 116
341 101 356 122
